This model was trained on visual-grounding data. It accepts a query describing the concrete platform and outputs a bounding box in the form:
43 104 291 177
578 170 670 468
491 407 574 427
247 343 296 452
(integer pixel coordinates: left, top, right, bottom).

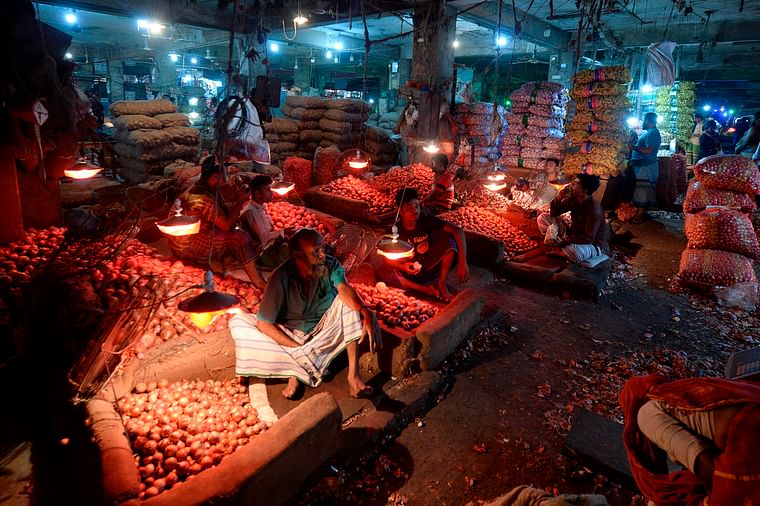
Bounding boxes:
564 410 634 487
499 253 612 301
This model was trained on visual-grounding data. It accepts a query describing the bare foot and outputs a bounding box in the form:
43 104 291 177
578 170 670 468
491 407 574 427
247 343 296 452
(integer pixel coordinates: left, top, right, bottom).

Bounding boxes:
437 283 453 303
282 377 300 399
347 376 373 399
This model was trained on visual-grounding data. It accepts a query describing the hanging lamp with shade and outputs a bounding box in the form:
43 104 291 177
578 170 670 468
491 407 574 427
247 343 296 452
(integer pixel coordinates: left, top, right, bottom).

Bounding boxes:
270 178 296 197
422 140 440 154
346 149 371 171
64 159 103 180
482 164 509 192
178 271 240 330
156 199 201 237
376 187 415 261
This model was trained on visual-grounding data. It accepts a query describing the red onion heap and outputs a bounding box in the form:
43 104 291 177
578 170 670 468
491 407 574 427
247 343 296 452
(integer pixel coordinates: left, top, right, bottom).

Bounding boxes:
352 282 438 330
440 207 537 258
118 378 267 500
264 201 331 239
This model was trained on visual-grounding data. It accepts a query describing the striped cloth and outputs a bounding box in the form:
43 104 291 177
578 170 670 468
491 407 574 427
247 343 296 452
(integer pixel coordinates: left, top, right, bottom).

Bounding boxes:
230 297 362 387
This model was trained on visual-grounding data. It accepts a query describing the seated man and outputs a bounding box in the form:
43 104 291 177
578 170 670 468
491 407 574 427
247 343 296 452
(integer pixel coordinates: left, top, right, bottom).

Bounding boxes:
376 188 469 302
536 173 610 266
239 174 290 270
229 228 381 399
423 153 456 214
167 157 266 288
621 374 760 505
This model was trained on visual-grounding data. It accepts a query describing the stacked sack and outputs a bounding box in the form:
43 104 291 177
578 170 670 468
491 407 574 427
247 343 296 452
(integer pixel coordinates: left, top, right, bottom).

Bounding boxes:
264 117 301 165
677 155 760 290
365 126 398 167
502 82 569 180
318 100 369 150
453 102 508 166
110 99 198 182
279 96 370 164
564 67 632 177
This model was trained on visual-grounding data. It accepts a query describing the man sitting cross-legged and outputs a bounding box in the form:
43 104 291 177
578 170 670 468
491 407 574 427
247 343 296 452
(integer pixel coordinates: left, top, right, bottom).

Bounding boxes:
376 188 469 302
229 228 382 399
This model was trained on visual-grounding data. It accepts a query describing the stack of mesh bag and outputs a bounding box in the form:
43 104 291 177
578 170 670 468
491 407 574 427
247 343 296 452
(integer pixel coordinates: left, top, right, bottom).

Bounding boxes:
676 155 760 291
502 82 568 180
565 67 632 177
110 99 197 182
453 102 508 167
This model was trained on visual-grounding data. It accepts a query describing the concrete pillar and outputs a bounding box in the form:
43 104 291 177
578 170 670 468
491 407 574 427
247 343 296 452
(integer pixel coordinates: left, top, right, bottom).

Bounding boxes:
293 64 310 90
548 50 576 90
410 0 456 162
0 154 25 243
411 1 456 89
108 59 123 102
154 55 177 88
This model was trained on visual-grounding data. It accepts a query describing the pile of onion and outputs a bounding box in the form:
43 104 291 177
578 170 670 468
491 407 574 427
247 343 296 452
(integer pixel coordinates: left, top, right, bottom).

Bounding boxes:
264 201 331 239
118 378 268 500
353 282 438 330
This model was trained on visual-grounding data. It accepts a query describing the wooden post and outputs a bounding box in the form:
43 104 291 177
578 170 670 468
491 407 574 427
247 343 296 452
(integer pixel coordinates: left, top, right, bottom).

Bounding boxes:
0 153 25 244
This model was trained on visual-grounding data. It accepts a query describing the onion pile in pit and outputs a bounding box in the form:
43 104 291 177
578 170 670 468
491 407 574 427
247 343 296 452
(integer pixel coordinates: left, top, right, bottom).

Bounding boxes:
320 175 394 214
264 201 331 239
440 207 538 258
353 282 438 330
118 378 268 500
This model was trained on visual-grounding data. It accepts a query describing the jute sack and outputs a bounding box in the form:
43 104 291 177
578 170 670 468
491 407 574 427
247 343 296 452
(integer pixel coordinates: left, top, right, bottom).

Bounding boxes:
113 115 163 131
154 113 191 128
323 109 366 124
110 99 176 117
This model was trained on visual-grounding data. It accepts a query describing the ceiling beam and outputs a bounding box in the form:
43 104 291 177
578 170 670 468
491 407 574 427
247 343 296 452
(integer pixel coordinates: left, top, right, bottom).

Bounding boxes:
34 0 257 32
594 19 760 49
452 0 571 50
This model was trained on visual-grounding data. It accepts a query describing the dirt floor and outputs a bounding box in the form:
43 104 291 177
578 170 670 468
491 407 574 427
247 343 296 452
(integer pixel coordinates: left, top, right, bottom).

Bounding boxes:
296 214 760 506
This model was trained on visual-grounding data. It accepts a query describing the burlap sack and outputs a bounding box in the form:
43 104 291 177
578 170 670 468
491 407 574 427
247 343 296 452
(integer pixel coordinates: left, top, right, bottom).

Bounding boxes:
299 130 323 143
323 109 366 124
284 107 325 121
267 132 300 143
115 142 197 162
265 117 299 133
269 141 298 152
154 113 191 128
319 118 358 135
312 145 342 186
163 126 200 146
297 121 321 130
114 128 172 148
110 99 176 117
285 96 329 109
366 126 390 142
328 98 370 113
321 131 363 145
113 115 163 131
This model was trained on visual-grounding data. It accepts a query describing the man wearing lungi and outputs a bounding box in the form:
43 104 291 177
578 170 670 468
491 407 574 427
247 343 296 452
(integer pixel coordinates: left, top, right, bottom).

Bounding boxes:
230 228 381 399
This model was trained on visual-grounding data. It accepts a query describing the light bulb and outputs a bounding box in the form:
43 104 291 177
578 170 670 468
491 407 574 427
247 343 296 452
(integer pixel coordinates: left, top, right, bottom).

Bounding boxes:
169 53 179 62
188 97 199 106
270 42 279 52
423 142 440 154
294 15 307 25
65 13 77 24
335 41 344 51
64 52 73 60
137 19 148 29
325 50 333 59
190 57 198 65
702 104 711 111
496 35 508 47
641 83 653 93
453 39 460 48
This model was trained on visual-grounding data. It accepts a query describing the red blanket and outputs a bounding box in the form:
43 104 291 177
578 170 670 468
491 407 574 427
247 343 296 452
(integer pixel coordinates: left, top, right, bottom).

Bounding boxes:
620 374 760 506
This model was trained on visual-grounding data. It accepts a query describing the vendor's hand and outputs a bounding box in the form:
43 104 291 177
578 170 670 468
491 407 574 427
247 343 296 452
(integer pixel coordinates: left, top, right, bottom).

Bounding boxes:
359 307 382 353
456 262 470 283
403 261 422 275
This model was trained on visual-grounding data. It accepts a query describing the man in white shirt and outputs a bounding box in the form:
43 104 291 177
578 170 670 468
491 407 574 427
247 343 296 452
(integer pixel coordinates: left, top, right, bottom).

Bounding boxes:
240 175 290 276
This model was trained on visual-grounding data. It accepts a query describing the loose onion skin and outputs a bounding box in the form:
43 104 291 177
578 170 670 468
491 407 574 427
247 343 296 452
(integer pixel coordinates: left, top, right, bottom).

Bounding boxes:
118 378 267 498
